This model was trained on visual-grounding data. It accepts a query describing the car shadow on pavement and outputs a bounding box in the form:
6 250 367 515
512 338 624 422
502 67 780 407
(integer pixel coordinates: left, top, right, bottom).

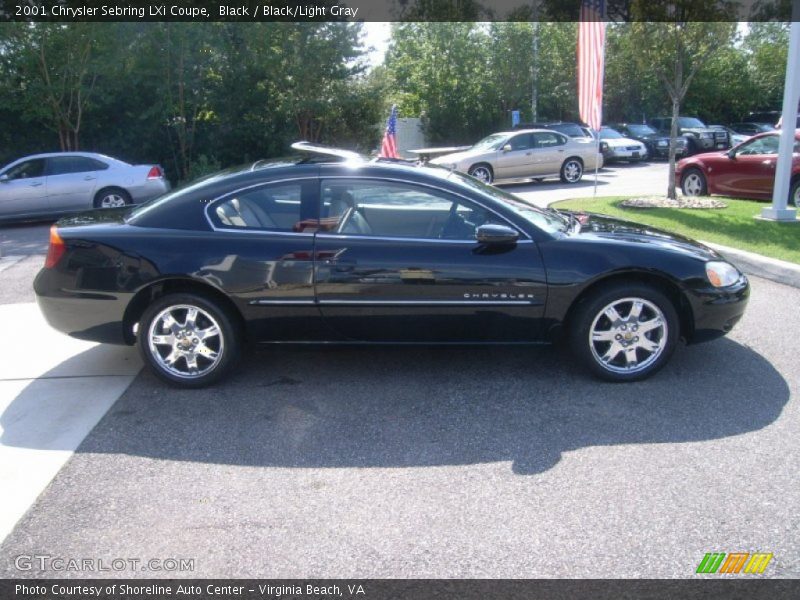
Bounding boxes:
1 337 788 476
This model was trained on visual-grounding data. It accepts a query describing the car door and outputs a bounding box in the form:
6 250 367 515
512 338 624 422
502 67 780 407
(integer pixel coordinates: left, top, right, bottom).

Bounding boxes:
206 178 323 341
714 135 779 199
45 156 103 212
312 177 548 342
494 133 536 179
532 131 568 175
0 158 48 218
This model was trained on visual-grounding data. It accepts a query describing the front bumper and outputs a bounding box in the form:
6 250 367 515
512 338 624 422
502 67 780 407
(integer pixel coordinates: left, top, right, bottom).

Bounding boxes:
686 275 749 344
604 146 648 161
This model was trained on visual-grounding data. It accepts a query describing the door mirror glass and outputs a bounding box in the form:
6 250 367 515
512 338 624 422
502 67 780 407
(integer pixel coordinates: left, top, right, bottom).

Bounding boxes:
0 174 8 183
501 144 512 153
727 148 737 159
476 223 519 245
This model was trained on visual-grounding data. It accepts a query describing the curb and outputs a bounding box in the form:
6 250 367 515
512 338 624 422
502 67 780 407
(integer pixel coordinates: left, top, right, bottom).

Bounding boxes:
704 242 800 290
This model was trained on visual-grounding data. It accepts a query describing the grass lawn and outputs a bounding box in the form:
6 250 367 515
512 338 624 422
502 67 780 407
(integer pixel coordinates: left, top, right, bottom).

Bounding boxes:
551 196 800 265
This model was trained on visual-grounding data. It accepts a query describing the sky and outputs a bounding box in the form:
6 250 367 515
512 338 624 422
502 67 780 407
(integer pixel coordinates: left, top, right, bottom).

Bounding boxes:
362 22 391 67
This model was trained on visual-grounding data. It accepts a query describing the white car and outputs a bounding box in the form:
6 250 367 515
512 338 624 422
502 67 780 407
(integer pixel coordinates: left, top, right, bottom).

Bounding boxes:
429 129 603 185
0 152 170 222
599 127 649 162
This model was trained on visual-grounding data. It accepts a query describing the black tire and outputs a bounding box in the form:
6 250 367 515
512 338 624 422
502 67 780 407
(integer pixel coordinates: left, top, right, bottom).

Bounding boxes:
94 187 132 209
559 157 583 183
681 168 708 197
568 282 679 382
790 179 800 208
137 292 241 388
468 163 493 184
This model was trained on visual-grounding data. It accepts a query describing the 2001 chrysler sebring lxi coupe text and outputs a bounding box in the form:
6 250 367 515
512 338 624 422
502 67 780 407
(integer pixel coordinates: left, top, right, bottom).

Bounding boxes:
34 143 749 387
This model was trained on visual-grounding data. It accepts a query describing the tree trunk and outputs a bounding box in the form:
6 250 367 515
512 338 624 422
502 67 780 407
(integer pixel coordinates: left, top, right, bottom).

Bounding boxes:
667 94 680 200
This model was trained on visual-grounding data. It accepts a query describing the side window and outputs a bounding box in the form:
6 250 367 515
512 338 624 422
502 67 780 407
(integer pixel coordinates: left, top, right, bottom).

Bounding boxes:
534 132 566 148
508 133 533 151
4 159 46 180
319 179 507 240
211 182 306 232
47 156 102 176
738 136 779 156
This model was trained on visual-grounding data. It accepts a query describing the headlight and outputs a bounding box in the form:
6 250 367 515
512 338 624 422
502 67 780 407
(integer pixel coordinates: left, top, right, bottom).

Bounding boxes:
701 132 713 139
705 261 740 287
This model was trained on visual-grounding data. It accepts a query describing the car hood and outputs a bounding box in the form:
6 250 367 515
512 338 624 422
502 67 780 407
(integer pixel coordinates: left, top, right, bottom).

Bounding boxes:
571 212 719 261
603 137 644 148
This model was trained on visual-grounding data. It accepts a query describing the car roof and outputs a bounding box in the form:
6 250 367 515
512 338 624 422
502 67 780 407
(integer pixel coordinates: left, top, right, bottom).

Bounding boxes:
7 151 125 163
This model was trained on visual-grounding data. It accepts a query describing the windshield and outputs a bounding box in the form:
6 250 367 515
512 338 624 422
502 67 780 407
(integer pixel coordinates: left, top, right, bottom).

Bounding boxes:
446 170 567 234
471 134 508 151
626 124 656 136
678 117 706 128
600 128 624 139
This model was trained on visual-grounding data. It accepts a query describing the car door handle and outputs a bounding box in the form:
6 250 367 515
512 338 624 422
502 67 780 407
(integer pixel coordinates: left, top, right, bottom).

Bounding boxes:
84 175 96 180
762 160 774 167
29 182 43 187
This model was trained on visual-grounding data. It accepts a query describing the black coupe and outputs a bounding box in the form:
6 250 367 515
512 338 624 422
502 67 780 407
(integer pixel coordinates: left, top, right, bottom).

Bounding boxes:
34 143 749 387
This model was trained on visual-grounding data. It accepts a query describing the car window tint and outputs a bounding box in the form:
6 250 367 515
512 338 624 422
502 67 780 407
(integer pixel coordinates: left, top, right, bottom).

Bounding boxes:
48 156 104 176
534 132 565 148
319 179 506 240
4 159 46 180
508 133 533 151
212 183 303 231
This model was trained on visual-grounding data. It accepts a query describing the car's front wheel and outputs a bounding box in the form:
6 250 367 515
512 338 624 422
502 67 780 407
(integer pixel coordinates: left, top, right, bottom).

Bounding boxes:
681 168 707 197
138 293 241 388
560 158 583 183
468 163 493 184
569 283 679 382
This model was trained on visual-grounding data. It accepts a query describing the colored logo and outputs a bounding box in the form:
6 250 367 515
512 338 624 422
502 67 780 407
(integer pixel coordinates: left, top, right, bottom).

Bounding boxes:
696 552 773 574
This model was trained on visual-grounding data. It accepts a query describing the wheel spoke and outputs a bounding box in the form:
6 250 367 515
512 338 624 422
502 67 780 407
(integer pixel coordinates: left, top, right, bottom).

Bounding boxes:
629 300 644 321
163 349 181 366
638 317 663 333
624 347 638 367
196 343 218 361
183 307 199 328
604 306 622 324
161 313 178 332
638 336 661 354
592 329 616 342
185 354 199 371
151 334 175 345
600 342 623 364
197 325 219 340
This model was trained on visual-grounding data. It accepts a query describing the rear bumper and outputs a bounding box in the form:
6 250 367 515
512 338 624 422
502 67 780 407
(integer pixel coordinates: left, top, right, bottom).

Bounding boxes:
34 268 130 345
129 179 171 204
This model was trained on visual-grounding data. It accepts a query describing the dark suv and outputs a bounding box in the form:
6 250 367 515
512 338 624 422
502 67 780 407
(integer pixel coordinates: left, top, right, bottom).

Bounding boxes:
649 117 730 156
519 121 594 140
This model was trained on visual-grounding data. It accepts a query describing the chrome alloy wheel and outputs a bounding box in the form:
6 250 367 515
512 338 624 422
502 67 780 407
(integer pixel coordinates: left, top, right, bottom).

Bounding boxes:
682 172 704 196
588 297 668 375
147 304 224 379
792 183 800 207
469 166 492 183
100 193 127 208
563 160 582 182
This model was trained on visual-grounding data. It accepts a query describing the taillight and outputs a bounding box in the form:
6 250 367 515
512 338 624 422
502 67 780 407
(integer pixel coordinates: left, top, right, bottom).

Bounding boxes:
147 165 163 179
44 225 66 269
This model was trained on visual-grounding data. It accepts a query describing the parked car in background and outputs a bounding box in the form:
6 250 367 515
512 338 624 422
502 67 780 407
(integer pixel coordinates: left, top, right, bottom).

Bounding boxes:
709 125 748 146
521 121 595 142
744 111 800 129
430 129 603 184
613 123 686 160
649 116 730 156
34 143 749 387
598 127 648 163
729 122 775 136
676 131 800 205
0 152 169 222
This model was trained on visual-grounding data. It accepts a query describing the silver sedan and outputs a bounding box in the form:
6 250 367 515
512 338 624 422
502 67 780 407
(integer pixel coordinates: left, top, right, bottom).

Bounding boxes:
0 152 170 221
430 129 604 185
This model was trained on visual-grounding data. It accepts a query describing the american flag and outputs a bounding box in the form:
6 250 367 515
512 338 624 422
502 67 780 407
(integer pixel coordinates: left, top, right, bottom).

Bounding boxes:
577 0 606 132
379 105 399 159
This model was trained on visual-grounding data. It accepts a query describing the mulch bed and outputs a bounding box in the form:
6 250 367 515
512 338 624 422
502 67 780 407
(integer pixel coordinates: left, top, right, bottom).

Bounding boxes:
620 196 728 209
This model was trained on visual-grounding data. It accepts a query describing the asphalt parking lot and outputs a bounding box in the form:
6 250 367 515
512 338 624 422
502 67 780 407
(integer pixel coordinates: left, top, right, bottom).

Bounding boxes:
0 161 798 578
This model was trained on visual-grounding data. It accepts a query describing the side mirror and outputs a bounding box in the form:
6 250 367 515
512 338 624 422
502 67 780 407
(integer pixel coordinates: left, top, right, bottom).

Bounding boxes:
0 174 8 183
727 148 737 159
476 223 519 245
501 144 512 153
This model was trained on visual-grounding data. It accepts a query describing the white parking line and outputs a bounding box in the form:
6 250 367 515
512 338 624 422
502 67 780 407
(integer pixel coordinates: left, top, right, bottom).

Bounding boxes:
0 303 141 543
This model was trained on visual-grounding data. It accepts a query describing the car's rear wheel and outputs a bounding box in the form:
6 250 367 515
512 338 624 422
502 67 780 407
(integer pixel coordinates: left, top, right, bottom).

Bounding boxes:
681 168 707 197
790 179 800 208
138 293 241 388
560 158 583 183
94 187 132 209
468 164 493 184
569 283 679 382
